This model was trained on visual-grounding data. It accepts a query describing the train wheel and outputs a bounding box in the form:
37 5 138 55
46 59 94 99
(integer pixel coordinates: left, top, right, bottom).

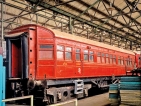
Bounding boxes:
46 96 54 105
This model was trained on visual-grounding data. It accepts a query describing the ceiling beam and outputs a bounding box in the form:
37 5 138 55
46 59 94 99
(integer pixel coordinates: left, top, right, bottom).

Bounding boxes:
25 0 141 44
73 0 101 21
76 0 140 40
103 0 141 29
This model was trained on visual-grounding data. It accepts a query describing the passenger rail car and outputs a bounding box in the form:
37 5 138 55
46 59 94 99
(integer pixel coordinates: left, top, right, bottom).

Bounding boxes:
5 24 139 104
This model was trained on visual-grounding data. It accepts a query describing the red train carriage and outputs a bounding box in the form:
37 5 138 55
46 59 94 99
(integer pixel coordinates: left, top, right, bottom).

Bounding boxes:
5 24 136 104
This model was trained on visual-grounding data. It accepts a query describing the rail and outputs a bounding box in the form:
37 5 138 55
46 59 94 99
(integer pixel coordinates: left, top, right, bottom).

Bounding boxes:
49 99 77 106
2 95 33 106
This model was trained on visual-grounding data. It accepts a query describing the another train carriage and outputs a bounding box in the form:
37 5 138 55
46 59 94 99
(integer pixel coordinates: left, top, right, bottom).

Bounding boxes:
5 24 136 104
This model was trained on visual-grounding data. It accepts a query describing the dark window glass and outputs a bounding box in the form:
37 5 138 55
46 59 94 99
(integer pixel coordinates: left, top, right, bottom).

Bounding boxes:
76 49 80 61
90 51 94 55
84 54 88 61
66 47 72 52
40 45 53 49
84 50 88 61
101 53 105 63
65 52 71 60
90 55 94 61
89 51 94 62
102 53 105 57
106 54 109 64
65 47 72 60
113 55 116 64
106 54 109 57
76 54 80 61
76 49 80 53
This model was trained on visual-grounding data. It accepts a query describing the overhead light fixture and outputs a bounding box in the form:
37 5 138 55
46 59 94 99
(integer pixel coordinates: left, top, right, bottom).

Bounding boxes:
107 0 115 11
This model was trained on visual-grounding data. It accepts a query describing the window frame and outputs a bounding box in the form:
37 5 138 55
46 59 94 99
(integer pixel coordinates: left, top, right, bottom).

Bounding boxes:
109 54 113 64
56 45 64 60
101 53 105 63
112 55 116 64
105 54 109 64
39 44 54 60
83 50 89 61
75 48 81 61
97 52 101 63
65 46 72 60
89 51 94 62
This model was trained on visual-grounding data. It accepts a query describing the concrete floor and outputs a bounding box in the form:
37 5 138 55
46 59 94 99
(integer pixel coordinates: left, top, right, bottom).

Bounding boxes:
63 93 110 106
6 93 110 106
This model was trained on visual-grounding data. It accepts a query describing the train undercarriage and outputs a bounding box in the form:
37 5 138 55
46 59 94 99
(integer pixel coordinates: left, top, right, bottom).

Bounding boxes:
6 76 114 105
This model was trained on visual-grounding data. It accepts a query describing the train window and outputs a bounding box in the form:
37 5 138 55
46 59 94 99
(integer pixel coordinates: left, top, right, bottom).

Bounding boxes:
39 51 53 59
118 56 121 65
129 58 132 66
121 57 124 65
57 45 64 51
126 58 130 66
89 51 94 61
84 50 88 61
66 47 72 52
84 50 88 54
106 54 109 64
101 53 105 63
76 54 80 61
109 54 113 64
57 45 64 60
76 49 80 61
40 45 53 49
39 44 54 60
65 52 72 60
113 55 116 64
76 49 80 53
57 51 64 59
97 52 101 63
125 58 128 65
65 47 72 60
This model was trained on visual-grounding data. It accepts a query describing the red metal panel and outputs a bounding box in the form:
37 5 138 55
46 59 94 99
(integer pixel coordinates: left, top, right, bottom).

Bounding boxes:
28 29 36 79
11 42 21 78
37 66 54 79
35 26 55 79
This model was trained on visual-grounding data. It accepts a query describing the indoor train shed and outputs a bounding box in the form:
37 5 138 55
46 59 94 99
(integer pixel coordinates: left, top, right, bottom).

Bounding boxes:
0 0 141 106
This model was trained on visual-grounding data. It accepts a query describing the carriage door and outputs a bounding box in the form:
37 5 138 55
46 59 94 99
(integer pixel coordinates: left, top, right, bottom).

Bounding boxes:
75 48 82 76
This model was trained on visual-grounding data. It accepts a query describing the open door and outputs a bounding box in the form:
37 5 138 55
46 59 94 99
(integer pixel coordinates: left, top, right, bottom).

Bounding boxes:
5 33 28 79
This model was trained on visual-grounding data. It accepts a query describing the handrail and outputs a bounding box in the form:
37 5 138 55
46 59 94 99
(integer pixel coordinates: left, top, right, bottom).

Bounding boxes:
49 99 77 106
2 95 33 106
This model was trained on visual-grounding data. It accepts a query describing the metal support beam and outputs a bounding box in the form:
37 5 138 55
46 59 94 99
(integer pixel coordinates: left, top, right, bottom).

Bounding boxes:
87 28 89 39
95 5 128 30
9 0 139 45
73 0 101 22
36 14 38 24
110 34 112 45
104 0 141 29
69 17 73 34
5 7 28 29
130 41 132 50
